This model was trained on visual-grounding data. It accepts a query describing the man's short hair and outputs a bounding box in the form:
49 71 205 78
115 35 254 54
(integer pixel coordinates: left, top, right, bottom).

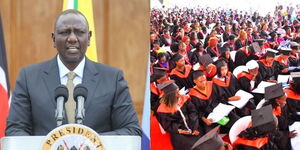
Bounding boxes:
54 9 90 30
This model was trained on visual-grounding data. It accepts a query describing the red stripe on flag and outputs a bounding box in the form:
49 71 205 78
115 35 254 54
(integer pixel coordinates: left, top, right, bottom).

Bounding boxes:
0 83 8 137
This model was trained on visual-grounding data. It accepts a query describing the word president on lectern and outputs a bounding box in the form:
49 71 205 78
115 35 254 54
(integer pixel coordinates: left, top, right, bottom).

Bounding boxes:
5 9 141 136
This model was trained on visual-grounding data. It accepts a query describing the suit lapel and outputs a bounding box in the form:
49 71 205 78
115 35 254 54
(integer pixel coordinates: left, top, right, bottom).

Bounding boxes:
41 56 60 108
82 58 100 109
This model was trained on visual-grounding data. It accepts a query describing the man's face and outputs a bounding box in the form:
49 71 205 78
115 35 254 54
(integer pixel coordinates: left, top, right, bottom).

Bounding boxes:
194 75 207 88
52 13 91 64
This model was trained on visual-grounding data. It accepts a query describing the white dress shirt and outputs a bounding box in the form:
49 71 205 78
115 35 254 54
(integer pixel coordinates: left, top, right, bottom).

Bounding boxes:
57 55 85 86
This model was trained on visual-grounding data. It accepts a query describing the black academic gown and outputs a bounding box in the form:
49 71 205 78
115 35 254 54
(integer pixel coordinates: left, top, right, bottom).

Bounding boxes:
190 50 207 65
206 46 220 58
257 59 280 81
234 48 259 67
237 71 264 105
170 65 195 89
286 87 300 123
212 72 240 100
156 95 201 150
288 54 300 67
150 82 163 113
234 136 280 150
189 81 239 134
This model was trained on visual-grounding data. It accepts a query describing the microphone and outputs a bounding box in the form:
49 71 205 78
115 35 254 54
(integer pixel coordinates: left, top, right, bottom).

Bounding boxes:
54 85 68 127
73 84 88 124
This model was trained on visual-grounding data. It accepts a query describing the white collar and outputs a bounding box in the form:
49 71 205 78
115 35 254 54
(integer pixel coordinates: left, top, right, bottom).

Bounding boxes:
57 55 85 79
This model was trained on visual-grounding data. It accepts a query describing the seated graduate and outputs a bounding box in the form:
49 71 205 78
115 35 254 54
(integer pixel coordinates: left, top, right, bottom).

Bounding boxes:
286 72 300 123
153 52 170 71
288 42 300 67
234 30 248 51
234 44 259 67
206 37 221 58
156 80 201 150
257 48 281 82
262 84 296 150
178 41 192 65
233 105 281 150
190 42 206 65
169 53 194 89
222 34 236 51
212 60 240 101
168 42 180 70
218 46 235 72
191 126 234 150
275 47 291 74
189 70 239 133
197 54 217 81
237 60 263 93
151 67 170 113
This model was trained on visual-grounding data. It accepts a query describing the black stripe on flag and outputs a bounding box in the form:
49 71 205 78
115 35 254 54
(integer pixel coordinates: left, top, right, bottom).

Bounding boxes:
0 14 10 95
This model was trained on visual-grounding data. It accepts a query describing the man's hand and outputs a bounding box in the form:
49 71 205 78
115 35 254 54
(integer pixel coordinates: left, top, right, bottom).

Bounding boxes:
228 96 241 101
178 129 192 135
289 130 297 138
202 117 213 126
192 130 200 135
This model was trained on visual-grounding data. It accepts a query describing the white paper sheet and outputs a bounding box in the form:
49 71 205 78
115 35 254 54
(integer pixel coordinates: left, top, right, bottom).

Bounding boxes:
228 90 254 109
207 103 235 123
277 75 290 84
179 87 188 95
193 63 200 71
289 121 300 150
251 81 276 94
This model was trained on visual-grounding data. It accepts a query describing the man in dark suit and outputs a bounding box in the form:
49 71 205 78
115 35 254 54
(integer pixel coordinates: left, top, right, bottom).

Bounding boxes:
5 10 141 136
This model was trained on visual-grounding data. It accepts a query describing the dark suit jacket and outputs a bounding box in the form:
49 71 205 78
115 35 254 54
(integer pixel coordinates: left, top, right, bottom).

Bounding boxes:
6 56 141 136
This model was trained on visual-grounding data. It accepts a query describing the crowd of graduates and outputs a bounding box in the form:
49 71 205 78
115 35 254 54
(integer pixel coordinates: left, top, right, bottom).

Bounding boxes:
150 5 300 150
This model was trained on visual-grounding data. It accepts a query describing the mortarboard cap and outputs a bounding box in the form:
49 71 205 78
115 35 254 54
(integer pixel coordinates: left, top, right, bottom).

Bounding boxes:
290 42 299 50
251 105 277 133
193 70 205 80
291 72 300 80
264 83 285 100
251 42 261 52
219 46 230 54
279 47 292 56
157 80 178 95
246 60 259 70
199 54 214 67
253 39 265 46
265 48 278 58
191 126 224 150
151 67 167 82
229 34 236 41
172 53 184 62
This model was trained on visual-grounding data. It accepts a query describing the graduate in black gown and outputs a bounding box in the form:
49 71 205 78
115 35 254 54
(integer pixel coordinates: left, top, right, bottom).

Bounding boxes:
150 67 170 113
156 80 202 150
190 42 206 65
233 105 281 150
262 84 295 150
257 49 281 82
192 126 235 150
237 60 263 93
234 44 259 67
286 72 300 124
197 54 218 81
206 37 221 58
169 53 194 89
237 60 264 105
275 47 291 75
212 60 240 100
189 70 239 134
218 46 235 72
288 42 300 67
